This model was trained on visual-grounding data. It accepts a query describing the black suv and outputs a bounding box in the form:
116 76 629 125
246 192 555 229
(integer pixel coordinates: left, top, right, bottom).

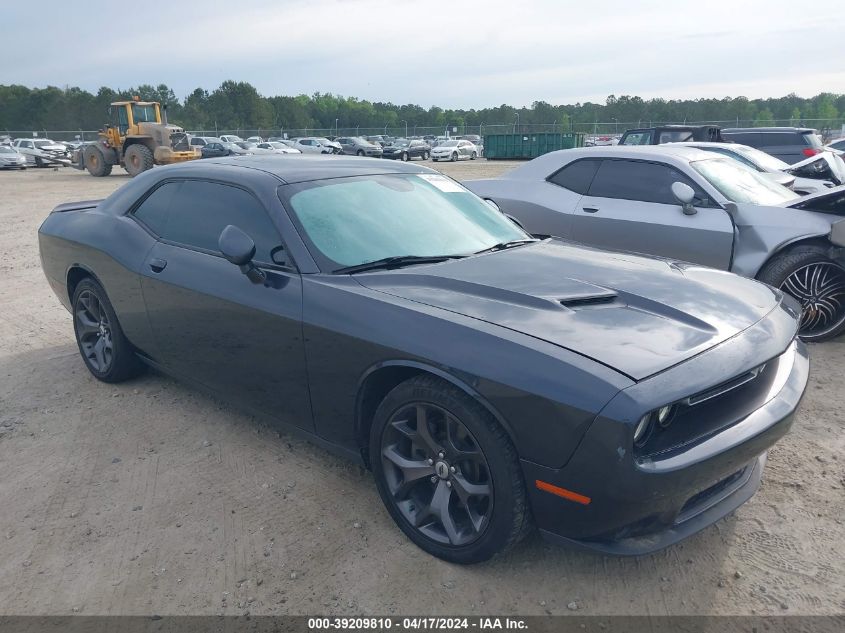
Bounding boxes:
619 125 723 145
721 127 824 164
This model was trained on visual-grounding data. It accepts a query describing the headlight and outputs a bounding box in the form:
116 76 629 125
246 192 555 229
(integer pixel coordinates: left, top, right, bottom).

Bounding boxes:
633 414 652 445
656 405 675 427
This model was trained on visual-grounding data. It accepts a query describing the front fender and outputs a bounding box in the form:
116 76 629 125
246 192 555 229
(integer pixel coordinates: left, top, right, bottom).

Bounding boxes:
729 204 834 277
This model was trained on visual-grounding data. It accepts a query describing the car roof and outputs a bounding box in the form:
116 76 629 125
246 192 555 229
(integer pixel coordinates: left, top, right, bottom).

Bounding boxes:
165 155 434 184
502 145 720 179
723 127 816 133
666 141 748 150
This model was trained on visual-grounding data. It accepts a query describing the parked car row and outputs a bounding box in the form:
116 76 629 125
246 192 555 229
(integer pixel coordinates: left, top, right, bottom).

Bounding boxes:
39 151 812 564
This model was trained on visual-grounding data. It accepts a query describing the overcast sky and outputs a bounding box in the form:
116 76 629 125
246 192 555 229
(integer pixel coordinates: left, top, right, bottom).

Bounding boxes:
2 0 842 108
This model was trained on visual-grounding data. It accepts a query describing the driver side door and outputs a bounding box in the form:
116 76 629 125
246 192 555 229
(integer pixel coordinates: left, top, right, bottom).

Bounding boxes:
570 158 734 270
132 178 313 432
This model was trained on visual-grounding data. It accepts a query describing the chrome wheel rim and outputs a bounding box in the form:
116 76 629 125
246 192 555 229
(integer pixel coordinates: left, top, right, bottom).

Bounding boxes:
781 262 845 339
381 403 493 546
74 290 114 372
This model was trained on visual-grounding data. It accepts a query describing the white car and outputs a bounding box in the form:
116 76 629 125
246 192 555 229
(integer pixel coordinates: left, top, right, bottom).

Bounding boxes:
431 139 478 162
669 142 841 195
0 145 27 169
256 142 301 155
291 137 337 154
246 136 263 143
12 138 72 167
219 134 244 144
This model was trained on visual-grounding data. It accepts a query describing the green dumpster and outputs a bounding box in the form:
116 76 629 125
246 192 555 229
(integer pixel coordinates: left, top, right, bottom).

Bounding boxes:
483 132 584 160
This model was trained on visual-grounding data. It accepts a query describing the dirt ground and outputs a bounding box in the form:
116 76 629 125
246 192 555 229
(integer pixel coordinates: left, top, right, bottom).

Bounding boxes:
0 161 843 617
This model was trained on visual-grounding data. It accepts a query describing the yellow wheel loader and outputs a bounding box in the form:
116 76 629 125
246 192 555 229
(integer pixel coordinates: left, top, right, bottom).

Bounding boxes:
74 96 200 177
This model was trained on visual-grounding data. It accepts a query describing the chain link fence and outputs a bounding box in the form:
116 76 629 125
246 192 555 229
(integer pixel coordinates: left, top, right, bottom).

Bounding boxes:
5 119 844 143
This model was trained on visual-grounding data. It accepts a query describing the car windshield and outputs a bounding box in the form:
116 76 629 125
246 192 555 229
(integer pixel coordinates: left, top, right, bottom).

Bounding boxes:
315 138 331 144
732 145 789 171
281 173 529 270
691 158 796 205
392 141 410 148
440 140 459 147
34 140 56 148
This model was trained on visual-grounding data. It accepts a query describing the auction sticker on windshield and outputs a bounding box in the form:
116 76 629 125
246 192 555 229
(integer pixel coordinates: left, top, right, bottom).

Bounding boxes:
417 173 464 192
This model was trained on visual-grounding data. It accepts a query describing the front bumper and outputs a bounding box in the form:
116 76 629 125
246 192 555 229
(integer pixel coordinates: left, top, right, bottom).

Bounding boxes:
525 334 809 556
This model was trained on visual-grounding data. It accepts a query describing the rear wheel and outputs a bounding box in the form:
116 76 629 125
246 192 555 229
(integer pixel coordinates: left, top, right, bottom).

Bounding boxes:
72 278 143 382
471 151 478 160
83 145 112 177
370 375 531 564
758 244 845 341
124 144 154 177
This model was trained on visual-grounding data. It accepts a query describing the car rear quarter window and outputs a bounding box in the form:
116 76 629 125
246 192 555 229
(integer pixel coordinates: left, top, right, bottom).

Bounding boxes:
758 133 806 146
588 159 703 205
133 180 282 263
723 132 759 147
548 159 600 195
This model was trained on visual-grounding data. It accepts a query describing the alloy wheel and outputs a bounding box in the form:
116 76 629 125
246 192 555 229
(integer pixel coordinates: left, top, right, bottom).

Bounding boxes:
781 261 845 339
74 290 114 372
381 403 493 546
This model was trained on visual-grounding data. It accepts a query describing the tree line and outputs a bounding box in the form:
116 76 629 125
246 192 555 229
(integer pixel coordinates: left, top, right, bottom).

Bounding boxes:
1 81 843 135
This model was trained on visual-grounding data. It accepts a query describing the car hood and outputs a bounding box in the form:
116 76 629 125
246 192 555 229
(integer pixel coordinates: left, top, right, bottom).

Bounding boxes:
355 240 782 381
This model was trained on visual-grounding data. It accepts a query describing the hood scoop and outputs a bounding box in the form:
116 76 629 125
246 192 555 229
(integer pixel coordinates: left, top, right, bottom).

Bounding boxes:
559 293 618 310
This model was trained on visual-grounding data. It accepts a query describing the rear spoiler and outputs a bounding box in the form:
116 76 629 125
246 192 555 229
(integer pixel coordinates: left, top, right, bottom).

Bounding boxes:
51 199 103 214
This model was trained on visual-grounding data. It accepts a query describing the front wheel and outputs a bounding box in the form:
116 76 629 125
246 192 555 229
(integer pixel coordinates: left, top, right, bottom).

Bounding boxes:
370 375 531 564
451 152 458 162
72 278 143 382
124 144 154 177
757 244 845 341
401 152 409 162
357 150 365 156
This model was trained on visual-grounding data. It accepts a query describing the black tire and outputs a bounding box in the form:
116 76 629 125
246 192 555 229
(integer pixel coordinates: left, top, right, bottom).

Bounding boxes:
72 278 143 382
423 151 430 160
451 152 458 162
357 150 365 156
370 375 531 564
757 243 845 341
35 156 44 168
124 144 154 177
471 151 477 160
401 152 409 162
83 146 112 177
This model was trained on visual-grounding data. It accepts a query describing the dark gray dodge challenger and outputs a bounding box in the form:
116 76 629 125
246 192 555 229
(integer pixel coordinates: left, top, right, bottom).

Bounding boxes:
38 156 809 563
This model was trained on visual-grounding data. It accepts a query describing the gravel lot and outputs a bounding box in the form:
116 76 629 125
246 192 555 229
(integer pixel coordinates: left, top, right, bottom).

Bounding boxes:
0 162 843 617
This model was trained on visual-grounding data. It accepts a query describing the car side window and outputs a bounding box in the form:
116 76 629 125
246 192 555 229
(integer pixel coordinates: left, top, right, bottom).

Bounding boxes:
724 132 759 146
759 133 803 146
548 159 601 195
588 160 708 206
133 180 283 263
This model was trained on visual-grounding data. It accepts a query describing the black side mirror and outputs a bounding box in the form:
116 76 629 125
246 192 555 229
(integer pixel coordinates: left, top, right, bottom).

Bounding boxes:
219 225 265 284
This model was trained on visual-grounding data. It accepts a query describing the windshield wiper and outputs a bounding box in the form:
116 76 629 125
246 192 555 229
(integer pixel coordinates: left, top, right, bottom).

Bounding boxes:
474 238 539 255
334 254 465 274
